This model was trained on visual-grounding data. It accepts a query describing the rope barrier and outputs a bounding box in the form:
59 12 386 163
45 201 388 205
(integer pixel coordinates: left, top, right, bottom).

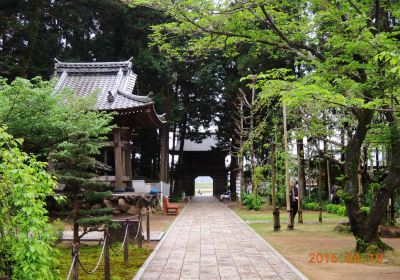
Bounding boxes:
65 254 77 280
65 214 146 279
78 235 107 275
134 214 143 240
109 223 129 255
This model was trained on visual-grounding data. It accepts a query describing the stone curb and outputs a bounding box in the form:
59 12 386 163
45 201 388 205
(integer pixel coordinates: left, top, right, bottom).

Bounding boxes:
224 203 309 280
132 201 189 280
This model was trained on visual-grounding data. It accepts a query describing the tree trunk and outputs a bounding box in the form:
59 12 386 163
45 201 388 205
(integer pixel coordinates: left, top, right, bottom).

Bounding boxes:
170 122 177 187
297 138 305 223
72 194 79 244
249 75 256 191
230 152 238 196
271 142 280 230
20 0 44 78
343 109 382 251
174 115 187 196
283 104 293 229
358 111 400 251
173 81 189 196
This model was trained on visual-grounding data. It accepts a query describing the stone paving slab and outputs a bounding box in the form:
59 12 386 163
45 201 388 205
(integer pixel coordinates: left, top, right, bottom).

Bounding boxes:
134 196 308 280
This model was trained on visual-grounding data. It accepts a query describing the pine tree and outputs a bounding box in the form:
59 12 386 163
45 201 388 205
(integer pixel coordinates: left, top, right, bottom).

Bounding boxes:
50 131 113 244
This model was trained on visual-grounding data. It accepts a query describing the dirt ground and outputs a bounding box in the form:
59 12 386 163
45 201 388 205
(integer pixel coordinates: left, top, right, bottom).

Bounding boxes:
138 203 184 250
267 231 400 280
232 204 400 280
58 202 186 250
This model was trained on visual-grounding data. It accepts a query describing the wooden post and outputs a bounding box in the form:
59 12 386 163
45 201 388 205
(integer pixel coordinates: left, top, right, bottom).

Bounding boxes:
297 138 304 224
160 125 169 183
146 207 150 243
125 147 133 190
318 158 323 223
103 149 108 165
124 219 129 266
283 104 294 230
72 243 79 280
113 128 124 190
104 228 110 280
327 159 332 202
271 142 280 231
137 211 143 248
389 191 395 224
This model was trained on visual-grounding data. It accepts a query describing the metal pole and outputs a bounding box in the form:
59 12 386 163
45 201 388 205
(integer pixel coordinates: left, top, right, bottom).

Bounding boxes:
146 207 150 243
72 243 79 280
124 219 129 266
138 212 143 248
104 228 110 280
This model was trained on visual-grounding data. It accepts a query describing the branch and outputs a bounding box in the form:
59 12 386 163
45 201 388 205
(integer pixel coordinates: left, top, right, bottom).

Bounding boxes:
239 88 251 107
259 5 325 61
347 0 364 15
174 5 316 61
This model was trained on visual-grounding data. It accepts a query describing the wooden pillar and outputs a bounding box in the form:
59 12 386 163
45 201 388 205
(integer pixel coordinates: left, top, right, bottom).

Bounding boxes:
114 128 124 190
103 149 108 165
160 125 169 183
125 146 133 189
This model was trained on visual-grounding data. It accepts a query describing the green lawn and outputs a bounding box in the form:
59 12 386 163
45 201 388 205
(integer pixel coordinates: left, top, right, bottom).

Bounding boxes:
57 243 151 280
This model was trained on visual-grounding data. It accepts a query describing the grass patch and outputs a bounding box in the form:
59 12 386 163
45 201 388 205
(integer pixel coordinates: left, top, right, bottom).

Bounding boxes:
57 243 151 280
235 207 347 223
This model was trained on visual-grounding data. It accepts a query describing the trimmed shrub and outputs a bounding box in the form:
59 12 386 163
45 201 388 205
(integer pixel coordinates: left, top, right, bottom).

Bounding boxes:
326 204 334 213
337 206 346 216
331 204 340 214
242 194 264 211
304 202 320 210
360 206 371 214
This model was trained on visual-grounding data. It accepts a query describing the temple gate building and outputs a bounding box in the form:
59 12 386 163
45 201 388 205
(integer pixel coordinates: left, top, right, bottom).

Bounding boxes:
172 136 229 197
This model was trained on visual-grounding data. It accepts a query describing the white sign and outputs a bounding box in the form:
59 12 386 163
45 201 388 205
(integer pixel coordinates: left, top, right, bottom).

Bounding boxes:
236 172 241 200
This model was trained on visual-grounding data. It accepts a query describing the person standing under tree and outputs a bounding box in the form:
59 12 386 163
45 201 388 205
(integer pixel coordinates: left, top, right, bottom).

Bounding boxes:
290 180 299 220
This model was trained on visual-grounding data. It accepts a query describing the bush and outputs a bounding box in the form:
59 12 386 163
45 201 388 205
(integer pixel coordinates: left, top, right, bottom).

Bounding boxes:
0 127 59 279
337 206 347 216
304 202 320 210
242 193 264 211
360 206 371 214
331 204 341 214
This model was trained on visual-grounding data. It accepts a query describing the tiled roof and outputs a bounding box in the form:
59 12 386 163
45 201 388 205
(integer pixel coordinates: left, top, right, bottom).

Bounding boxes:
53 59 154 111
174 135 220 151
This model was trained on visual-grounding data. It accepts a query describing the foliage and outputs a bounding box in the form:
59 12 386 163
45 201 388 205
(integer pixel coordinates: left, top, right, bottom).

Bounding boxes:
0 77 114 159
0 76 115 243
303 202 320 211
242 193 264 211
321 203 351 217
0 126 59 279
48 104 114 243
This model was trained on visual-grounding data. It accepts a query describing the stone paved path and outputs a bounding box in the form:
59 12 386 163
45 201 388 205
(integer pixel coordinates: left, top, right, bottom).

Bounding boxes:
134 196 307 280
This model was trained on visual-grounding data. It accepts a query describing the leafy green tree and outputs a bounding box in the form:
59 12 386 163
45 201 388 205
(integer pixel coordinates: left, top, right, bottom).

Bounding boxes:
0 76 115 244
133 0 400 252
0 126 59 279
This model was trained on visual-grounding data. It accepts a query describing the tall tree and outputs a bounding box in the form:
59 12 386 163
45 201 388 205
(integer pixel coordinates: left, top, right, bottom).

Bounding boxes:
133 0 400 252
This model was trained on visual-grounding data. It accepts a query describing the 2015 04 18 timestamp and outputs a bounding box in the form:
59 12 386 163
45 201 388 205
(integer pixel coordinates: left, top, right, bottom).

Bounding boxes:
308 252 383 264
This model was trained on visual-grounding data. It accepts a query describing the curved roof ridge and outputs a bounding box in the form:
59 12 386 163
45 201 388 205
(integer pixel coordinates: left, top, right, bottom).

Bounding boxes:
117 89 152 103
54 59 133 73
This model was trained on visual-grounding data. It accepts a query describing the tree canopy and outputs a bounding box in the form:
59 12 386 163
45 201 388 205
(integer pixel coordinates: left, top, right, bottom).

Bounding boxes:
131 0 400 252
